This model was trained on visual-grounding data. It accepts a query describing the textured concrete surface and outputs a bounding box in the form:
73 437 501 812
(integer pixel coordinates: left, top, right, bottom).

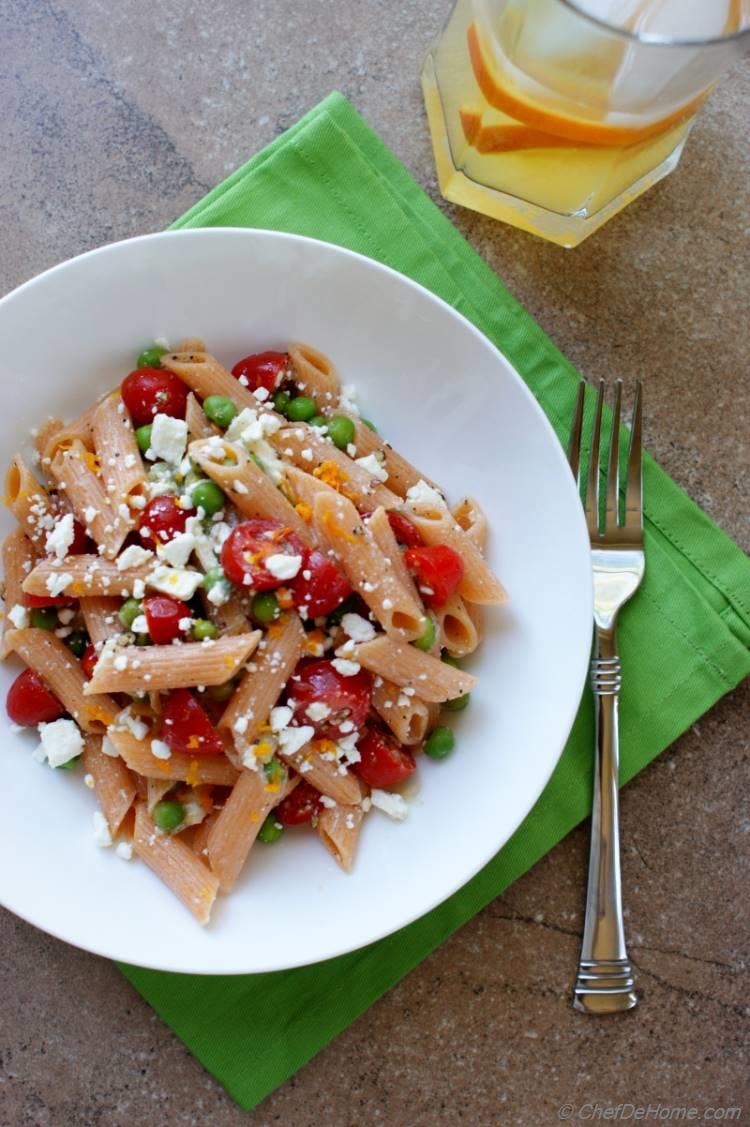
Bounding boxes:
1 1 748 1124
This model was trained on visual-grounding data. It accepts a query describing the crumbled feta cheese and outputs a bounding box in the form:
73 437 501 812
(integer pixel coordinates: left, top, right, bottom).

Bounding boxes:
45 512 75 561
37 718 83 767
382 598 393 610
341 612 376 643
150 413 188 465
148 565 203 601
159 532 196 570
84 773 95 788
270 705 294 732
355 453 388 483
115 841 133 861
132 578 146 599
301 448 314 462
253 387 270 402
277 725 314 757
178 616 193 632
46 572 73 598
319 795 337 809
370 789 409 820
305 702 331 722
101 736 120 758
406 480 446 510
207 579 231 607
332 658 361 677
265 553 303 581
131 614 149 635
124 453 138 469
8 604 29 629
114 707 148 741
93 811 113 847
233 479 249 494
57 607 76 625
339 384 360 416
113 654 128 672
234 716 249 735
117 544 154 571
84 505 98 525
150 739 172 760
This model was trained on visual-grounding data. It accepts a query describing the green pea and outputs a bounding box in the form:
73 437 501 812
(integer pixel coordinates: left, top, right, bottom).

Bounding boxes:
327 593 361 627
153 800 185 833
202 566 226 592
413 615 437 652
326 415 355 450
308 415 327 430
192 479 225 517
136 345 168 369
205 679 237 702
192 618 218 641
286 396 317 422
30 607 57 630
258 815 284 844
56 755 81 771
64 630 88 658
119 598 142 629
263 757 287 785
424 726 455 760
203 395 237 430
273 390 292 416
135 424 152 454
362 419 378 432
251 592 280 625
443 692 470 712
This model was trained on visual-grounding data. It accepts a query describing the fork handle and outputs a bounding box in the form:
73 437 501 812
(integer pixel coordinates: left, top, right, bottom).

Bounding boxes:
573 625 637 1014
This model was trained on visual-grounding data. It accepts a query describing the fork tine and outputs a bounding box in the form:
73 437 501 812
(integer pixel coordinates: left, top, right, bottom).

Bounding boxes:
605 379 622 530
568 379 586 487
585 380 604 537
624 380 643 531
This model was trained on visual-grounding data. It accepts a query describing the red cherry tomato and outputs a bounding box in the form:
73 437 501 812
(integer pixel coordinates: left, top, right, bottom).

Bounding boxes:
121 367 188 427
66 518 94 555
139 496 188 545
353 727 416 789
290 550 352 617
7 668 65 726
24 593 76 609
81 643 99 680
144 595 187 645
231 351 289 393
387 512 424 548
404 544 465 608
221 519 305 592
288 659 372 738
161 688 224 756
275 780 322 826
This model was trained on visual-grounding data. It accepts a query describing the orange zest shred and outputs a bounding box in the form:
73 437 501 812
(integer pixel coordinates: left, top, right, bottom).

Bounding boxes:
83 451 101 475
187 735 201 750
85 704 116 726
276 588 294 610
313 460 348 492
186 759 201 787
311 738 336 757
321 509 358 545
304 629 325 655
295 502 312 523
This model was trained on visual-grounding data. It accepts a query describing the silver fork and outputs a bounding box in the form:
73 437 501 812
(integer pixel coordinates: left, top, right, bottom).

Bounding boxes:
569 378 644 1014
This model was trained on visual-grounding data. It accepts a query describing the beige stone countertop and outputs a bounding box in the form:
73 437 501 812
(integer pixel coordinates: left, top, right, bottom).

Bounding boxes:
1 2 748 1124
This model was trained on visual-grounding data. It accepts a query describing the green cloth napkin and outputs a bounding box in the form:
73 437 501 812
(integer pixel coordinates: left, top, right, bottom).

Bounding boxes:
120 92 750 1111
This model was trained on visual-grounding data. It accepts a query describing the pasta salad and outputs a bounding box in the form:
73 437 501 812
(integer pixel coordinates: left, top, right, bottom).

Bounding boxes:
2 340 506 923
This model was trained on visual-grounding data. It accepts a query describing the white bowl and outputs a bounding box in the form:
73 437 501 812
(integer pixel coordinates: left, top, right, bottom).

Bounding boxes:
0 229 591 974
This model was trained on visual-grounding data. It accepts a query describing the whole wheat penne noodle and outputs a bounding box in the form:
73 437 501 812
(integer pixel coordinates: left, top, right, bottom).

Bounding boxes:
206 768 297 891
403 500 507 606
372 678 435 745
4 628 117 731
50 441 125 559
107 726 239 786
343 415 439 497
82 734 137 834
312 492 424 640
23 555 153 599
273 425 400 510
146 776 175 813
133 801 219 925
351 634 477 702
186 392 217 440
176 336 206 353
192 810 218 860
200 588 250 636
277 739 366 806
316 803 363 872
4 454 56 545
34 418 65 461
435 593 481 657
92 393 147 509
288 342 340 406
80 596 123 645
1 529 37 656
189 437 314 547
39 399 100 464
366 506 423 606
161 351 262 413
452 496 488 552
84 632 260 695
219 612 305 748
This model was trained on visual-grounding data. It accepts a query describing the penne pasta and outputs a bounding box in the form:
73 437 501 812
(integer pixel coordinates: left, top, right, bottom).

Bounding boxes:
161 350 262 413
316 803 363 872
372 678 437 745
23 554 154 599
4 628 117 731
312 491 424 640
38 399 101 464
80 596 123 645
435 593 482 657
146 776 175 814
4 454 55 546
366 506 423 606
288 342 340 406
191 810 218 860
351 634 477 702
272 426 400 510
189 437 314 547
50 440 125 559
206 768 297 891
186 392 217 440
200 588 251 637
452 495 488 552
1 528 37 656
403 498 507 606
345 415 439 497
82 734 137 834
277 739 365 806
107 726 239 786
92 393 147 510
133 801 219 925
84 633 260 694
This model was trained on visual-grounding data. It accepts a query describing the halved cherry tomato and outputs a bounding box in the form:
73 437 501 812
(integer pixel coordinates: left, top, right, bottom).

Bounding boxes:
386 512 424 548
353 726 416 789
81 643 99 680
139 496 188 545
274 780 322 826
69 518 95 555
7 668 65 726
24 593 76 609
287 659 372 738
221 519 305 592
404 544 465 608
144 594 186 645
231 351 289 393
160 688 224 756
290 549 352 617
121 367 188 427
